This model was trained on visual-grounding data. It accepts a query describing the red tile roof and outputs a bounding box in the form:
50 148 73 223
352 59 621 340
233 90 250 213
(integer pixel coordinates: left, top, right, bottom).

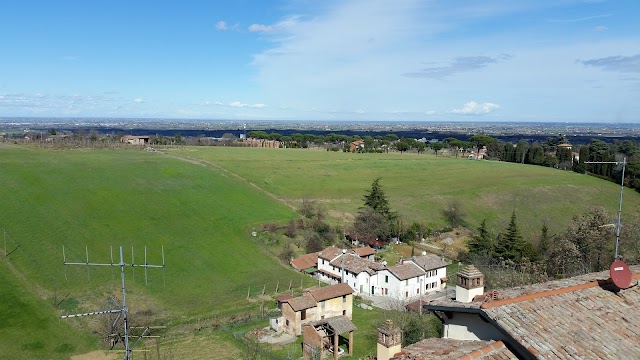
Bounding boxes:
285 294 316 312
276 294 293 303
407 254 448 271
290 252 319 271
329 254 384 275
391 339 515 359
387 262 425 281
308 283 353 302
428 265 640 359
355 246 376 257
318 247 349 261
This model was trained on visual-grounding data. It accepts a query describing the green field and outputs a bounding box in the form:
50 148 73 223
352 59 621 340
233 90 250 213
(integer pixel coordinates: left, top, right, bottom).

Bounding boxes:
0 260 97 359
174 146 640 238
1 143 639 358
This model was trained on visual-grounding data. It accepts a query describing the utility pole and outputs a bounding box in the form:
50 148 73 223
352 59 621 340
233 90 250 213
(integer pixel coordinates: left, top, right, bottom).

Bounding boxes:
585 157 626 259
341 248 347 284
62 245 165 360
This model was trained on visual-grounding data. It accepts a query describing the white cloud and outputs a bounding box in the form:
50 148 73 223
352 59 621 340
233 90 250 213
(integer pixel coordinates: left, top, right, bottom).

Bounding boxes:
450 101 500 115
248 24 274 33
133 98 144 103
593 25 608 32
215 21 228 30
229 101 266 109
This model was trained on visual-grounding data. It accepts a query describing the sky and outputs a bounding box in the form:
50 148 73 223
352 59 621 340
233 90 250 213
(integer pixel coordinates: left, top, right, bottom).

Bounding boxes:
0 0 639 122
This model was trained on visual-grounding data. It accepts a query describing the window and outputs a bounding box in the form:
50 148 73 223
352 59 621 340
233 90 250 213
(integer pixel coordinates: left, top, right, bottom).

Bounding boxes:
405 291 408 297
321 301 325 309
416 289 419 294
322 259 325 265
385 275 389 283
342 295 346 303
286 319 289 327
405 280 408 286
343 310 346 316
432 282 437 288
301 310 306 320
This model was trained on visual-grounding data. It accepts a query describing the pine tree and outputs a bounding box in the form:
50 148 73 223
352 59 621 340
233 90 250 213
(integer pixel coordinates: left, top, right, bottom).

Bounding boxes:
363 178 396 221
468 219 494 256
538 223 550 256
497 211 528 261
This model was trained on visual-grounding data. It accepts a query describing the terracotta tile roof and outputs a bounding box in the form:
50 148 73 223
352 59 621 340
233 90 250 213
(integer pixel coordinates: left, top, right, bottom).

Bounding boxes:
309 315 357 335
391 339 516 359
290 252 319 271
275 294 293 303
428 265 640 359
285 294 316 312
408 254 449 271
458 264 483 278
318 247 354 261
329 254 384 275
355 246 376 257
308 283 353 302
387 262 425 281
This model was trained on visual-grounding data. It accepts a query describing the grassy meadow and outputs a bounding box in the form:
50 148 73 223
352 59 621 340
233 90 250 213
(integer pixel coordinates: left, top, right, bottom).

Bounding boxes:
0 145 311 319
1 143 639 359
0 260 97 359
174 146 640 239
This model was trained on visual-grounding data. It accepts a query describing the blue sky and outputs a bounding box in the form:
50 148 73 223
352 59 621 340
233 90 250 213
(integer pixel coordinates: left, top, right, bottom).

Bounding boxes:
0 0 638 122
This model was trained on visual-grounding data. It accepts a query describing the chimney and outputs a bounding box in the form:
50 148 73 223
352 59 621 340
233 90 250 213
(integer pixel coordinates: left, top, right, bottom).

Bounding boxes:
455 265 484 303
377 319 402 360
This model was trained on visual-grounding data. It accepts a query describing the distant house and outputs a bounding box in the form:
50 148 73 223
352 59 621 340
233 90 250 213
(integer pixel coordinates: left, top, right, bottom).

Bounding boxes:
291 252 320 274
121 135 150 145
349 140 365 152
277 283 354 336
557 143 572 150
354 246 376 261
467 146 487 159
45 134 70 142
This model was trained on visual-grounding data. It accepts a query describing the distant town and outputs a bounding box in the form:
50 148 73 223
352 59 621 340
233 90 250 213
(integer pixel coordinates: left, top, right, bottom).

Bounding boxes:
1 117 639 145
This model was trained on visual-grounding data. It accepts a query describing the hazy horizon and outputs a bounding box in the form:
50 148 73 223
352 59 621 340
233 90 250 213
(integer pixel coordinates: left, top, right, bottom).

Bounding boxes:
1 1 639 122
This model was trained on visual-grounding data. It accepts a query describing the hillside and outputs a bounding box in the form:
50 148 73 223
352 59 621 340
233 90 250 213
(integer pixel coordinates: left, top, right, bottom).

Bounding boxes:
2 143 639 358
0 145 310 319
177 146 640 240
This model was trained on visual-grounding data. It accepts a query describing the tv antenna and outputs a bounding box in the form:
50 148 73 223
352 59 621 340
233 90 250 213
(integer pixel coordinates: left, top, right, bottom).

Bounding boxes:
585 157 626 260
61 245 165 360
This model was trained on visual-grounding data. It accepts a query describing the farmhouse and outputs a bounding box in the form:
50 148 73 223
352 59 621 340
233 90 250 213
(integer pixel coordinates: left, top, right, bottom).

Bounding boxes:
314 247 448 298
349 140 365 152
291 252 319 274
276 283 354 336
413 264 640 359
121 135 150 145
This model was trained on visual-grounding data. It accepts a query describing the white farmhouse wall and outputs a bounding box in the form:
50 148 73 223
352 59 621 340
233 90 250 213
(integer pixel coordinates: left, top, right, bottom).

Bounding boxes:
442 312 505 341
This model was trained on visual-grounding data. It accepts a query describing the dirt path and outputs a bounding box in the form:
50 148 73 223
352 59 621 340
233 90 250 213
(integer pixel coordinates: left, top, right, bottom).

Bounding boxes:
70 350 118 360
158 151 298 212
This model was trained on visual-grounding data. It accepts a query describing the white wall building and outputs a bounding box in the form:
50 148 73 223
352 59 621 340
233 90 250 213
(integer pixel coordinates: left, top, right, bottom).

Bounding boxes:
316 247 448 299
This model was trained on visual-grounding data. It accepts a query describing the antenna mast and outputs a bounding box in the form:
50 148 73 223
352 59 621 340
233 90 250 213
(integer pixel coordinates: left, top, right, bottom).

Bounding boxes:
585 157 626 259
62 245 165 360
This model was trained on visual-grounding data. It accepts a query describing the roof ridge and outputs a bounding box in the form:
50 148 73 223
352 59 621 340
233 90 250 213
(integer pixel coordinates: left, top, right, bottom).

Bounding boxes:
456 340 505 360
481 273 640 309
